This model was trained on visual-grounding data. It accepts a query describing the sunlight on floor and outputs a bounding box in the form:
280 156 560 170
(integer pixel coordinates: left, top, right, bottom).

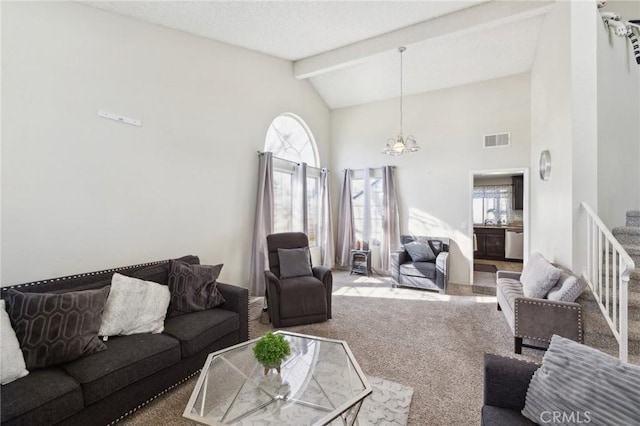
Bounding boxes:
334 285 497 303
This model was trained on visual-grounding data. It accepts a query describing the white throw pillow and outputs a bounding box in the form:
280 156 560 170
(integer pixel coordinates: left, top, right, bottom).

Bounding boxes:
99 273 170 337
520 252 562 299
1 299 29 385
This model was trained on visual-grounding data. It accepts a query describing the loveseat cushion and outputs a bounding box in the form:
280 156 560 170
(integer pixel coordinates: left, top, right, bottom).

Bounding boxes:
0 368 84 426
62 333 180 405
163 308 239 358
496 278 524 309
400 262 436 279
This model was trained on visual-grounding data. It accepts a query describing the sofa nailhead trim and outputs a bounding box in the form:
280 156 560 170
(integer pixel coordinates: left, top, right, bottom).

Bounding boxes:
109 370 201 424
1 260 170 292
514 300 584 342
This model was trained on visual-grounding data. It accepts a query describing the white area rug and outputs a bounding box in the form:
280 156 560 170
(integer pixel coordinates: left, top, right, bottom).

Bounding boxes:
358 376 413 426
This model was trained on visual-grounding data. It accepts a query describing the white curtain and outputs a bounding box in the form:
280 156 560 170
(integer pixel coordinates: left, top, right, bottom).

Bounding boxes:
336 170 354 267
319 168 335 268
292 162 307 233
381 166 400 271
473 185 513 225
249 152 273 297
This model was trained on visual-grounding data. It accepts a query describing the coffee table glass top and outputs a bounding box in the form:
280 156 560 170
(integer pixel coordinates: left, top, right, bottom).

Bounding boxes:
183 331 371 425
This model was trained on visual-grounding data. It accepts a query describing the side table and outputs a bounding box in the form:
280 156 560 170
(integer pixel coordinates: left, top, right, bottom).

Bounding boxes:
350 249 372 276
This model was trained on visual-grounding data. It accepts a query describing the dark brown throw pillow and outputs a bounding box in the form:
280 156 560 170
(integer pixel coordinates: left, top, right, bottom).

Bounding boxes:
6 287 110 370
167 261 225 317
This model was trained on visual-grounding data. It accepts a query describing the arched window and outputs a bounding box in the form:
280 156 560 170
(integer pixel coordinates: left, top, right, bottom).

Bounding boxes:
264 114 320 244
264 113 318 167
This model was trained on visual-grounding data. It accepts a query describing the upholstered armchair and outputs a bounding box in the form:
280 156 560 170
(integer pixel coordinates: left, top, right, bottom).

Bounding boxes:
390 235 450 293
264 232 332 328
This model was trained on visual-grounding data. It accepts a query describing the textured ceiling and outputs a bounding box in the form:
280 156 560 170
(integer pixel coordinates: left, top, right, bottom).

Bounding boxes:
84 1 484 61
81 1 548 109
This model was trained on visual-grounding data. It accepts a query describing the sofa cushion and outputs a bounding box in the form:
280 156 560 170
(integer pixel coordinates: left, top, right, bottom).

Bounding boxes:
1 300 28 385
522 335 640 425
163 308 239 358
99 273 170 336
404 241 436 262
546 268 587 302
62 333 181 406
278 276 327 318
6 287 110 370
400 262 436 279
278 247 313 278
167 261 225 317
520 253 561 299
0 368 84 425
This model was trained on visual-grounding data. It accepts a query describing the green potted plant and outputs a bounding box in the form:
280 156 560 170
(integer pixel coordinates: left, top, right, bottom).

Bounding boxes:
253 332 291 375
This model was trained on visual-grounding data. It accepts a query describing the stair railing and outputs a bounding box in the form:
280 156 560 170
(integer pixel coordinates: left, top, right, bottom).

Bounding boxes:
582 202 634 362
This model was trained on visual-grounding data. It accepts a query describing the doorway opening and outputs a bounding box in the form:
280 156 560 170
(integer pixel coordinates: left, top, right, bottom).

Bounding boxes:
469 168 529 295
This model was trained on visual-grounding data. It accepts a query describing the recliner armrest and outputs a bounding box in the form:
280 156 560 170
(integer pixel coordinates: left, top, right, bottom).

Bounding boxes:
312 266 333 319
484 353 540 411
264 271 281 292
513 297 583 343
312 266 331 284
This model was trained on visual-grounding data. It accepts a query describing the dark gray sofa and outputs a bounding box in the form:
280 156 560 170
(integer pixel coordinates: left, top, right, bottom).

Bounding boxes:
390 235 450 293
0 255 249 426
482 353 539 425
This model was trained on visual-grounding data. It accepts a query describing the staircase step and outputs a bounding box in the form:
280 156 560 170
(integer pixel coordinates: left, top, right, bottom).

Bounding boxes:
582 305 640 348
578 288 640 321
613 226 640 245
627 210 640 227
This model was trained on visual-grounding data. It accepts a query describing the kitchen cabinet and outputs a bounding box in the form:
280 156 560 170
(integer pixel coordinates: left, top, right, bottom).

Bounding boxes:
474 227 505 260
512 175 524 210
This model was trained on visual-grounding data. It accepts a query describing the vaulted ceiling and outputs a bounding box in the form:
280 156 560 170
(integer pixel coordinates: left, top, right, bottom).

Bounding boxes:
83 1 552 109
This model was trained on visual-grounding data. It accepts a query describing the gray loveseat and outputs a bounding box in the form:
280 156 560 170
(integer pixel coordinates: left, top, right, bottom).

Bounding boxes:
1 255 249 426
496 255 586 354
391 235 450 293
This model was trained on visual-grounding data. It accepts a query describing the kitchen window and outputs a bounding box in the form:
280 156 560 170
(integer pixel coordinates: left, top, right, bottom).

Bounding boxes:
473 185 513 225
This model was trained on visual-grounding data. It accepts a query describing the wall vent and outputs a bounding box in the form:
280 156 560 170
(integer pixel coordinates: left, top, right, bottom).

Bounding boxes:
483 132 510 148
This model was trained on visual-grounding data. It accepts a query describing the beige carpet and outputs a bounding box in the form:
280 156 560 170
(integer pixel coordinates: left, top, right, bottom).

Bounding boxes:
122 271 542 425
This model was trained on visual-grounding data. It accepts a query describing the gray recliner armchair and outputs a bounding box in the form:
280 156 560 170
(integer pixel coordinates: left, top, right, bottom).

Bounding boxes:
264 232 332 328
391 235 450 293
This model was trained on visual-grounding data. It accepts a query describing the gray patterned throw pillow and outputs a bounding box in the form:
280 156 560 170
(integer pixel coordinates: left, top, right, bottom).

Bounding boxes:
167 260 225 317
6 287 110 370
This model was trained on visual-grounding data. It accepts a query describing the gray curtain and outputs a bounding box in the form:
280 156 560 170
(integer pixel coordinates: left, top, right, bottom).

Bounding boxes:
381 166 400 271
249 152 273 297
336 170 354 268
319 168 335 268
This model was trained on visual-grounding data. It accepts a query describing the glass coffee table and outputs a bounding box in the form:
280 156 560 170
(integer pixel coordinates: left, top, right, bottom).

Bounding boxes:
183 331 372 425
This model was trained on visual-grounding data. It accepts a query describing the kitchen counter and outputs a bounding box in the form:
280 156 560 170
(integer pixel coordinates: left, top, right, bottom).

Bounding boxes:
474 225 524 231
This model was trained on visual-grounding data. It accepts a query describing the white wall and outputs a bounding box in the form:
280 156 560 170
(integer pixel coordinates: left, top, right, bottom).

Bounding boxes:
331 73 531 284
529 1 574 267
1 2 331 286
597 0 640 228
529 0 600 273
